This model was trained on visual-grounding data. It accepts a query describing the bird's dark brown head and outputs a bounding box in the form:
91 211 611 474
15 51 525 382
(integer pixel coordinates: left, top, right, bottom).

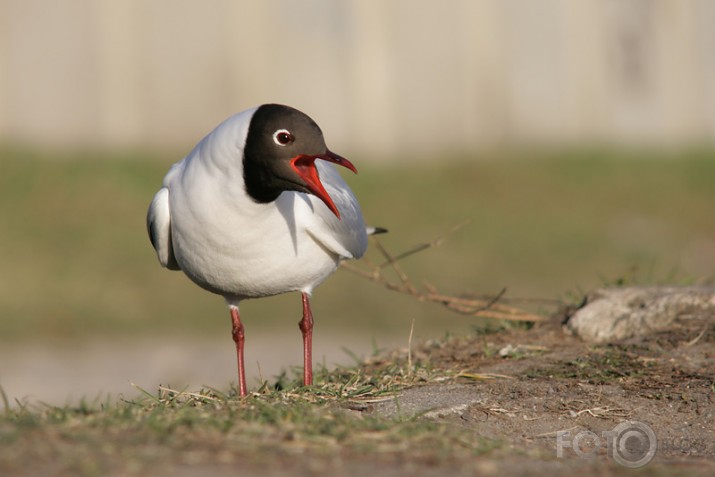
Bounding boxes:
242 104 356 218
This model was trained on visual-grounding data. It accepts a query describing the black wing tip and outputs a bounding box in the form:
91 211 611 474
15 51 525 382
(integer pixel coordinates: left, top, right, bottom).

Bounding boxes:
368 226 388 235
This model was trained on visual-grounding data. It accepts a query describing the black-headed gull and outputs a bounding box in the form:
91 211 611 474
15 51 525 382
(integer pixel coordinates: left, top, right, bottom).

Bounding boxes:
147 104 372 396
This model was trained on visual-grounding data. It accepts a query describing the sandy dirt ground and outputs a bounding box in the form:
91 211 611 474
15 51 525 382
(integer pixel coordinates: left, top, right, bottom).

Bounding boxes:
358 317 715 475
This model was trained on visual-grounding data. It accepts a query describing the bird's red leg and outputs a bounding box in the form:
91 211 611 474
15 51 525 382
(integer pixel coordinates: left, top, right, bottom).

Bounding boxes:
298 293 314 386
229 306 247 396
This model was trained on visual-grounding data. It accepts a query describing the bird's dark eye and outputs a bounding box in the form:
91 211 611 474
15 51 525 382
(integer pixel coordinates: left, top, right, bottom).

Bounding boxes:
273 129 294 146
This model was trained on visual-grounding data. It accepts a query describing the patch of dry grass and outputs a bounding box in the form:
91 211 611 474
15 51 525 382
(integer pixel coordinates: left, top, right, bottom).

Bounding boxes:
0 347 496 477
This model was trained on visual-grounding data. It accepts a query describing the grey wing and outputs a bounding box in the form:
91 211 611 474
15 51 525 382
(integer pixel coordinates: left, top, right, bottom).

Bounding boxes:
147 187 181 270
306 162 369 260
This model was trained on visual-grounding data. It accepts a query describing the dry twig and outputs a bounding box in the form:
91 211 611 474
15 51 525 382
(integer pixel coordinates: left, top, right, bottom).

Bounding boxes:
342 222 549 322
457 372 514 380
685 323 710 347
569 407 630 419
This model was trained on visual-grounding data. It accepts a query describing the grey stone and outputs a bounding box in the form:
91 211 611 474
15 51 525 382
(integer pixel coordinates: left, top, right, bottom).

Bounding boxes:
566 286 715 343
373 384 485 419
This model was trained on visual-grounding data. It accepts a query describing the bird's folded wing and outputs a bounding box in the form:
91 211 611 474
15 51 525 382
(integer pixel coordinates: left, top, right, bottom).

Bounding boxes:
305 162 368 260
147 187 181 270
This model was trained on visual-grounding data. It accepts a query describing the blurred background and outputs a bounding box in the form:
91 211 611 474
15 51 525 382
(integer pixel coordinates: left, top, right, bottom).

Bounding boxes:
1 0 714 405
3 0 715 153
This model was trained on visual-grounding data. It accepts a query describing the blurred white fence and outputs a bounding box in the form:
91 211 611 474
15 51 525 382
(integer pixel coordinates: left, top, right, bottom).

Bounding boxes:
1 0 714 158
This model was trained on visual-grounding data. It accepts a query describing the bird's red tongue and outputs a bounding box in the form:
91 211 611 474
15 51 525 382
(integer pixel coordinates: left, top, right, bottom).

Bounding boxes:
291 151 357 219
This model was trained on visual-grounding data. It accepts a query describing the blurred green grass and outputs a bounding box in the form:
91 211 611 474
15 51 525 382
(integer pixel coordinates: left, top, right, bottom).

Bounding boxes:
1 145 714 343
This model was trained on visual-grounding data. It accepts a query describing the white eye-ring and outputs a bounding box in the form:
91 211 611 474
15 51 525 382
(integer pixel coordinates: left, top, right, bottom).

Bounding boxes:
273 129 294 146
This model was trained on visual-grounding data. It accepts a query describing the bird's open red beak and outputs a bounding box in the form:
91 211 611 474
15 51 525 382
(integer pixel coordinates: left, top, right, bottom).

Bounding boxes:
290 150 357 219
